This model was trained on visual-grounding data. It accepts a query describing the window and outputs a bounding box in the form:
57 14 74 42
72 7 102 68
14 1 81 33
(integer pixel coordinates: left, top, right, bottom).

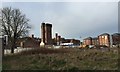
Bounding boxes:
102 36 104 38
105 36 108 40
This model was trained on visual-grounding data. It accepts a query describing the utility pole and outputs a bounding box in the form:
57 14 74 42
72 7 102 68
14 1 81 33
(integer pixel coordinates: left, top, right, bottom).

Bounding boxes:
80 36 82 45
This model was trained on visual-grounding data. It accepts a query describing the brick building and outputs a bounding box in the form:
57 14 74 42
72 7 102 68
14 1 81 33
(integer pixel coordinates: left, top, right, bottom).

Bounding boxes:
83 37 92 45
112 33 120 47
70 39 80 45
53 33 80 45
16 36 40 48
92 37 99 45
98 33 110 47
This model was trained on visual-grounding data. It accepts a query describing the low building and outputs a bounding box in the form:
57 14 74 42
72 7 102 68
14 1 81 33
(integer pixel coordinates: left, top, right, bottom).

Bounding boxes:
53 33 80 46
16 37 41 48
70 39 80 45
83 37 92 45
98 33 110 47
112 33 120 47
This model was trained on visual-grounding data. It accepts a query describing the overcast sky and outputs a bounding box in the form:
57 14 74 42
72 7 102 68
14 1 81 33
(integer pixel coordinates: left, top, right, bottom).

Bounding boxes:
2 2 118 41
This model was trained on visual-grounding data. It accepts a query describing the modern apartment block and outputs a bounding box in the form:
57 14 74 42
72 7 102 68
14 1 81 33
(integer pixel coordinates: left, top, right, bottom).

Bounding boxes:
98 33 110 47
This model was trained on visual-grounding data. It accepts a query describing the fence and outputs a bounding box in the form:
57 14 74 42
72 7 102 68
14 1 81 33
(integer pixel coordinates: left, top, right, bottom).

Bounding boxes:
4 47 33 55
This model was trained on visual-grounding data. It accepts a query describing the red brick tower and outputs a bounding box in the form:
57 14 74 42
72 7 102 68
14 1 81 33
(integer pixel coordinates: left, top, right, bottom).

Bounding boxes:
45 23 52 45
41 22 45 43
41 22 52 45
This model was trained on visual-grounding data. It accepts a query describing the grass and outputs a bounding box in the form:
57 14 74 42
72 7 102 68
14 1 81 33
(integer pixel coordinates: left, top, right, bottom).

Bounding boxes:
2 47 119 70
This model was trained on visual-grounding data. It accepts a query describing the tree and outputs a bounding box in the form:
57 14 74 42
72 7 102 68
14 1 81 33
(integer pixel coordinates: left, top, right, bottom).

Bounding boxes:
0 7 31 53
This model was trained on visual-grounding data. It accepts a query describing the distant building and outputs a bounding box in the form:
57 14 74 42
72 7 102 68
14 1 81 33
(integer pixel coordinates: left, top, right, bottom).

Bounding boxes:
61 38 71 43
61 38 80 45
53 33 80 46
16 37 40 48
98 33 110 47
70 39 80 45
41 22 52 45
112 33 120 47
55 33 61 45
52 33 61 45
92 37 99 45
83 37 92 45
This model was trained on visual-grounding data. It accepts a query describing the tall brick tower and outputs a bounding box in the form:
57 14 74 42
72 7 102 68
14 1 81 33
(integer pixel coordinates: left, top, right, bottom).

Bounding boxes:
41 23 45 43
45 23 52 45
41 22 52 45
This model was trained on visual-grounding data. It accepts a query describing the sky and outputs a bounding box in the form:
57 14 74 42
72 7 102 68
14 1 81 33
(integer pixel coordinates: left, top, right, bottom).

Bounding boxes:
2 1 118 41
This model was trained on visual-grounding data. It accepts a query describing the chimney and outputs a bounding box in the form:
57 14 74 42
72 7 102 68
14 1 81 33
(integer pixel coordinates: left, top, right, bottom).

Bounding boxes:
31 34 34 38
57 35 61 45
55 33 58 45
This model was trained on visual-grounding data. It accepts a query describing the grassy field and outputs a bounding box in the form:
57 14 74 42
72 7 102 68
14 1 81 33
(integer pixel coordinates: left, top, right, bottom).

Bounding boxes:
2 47 119 70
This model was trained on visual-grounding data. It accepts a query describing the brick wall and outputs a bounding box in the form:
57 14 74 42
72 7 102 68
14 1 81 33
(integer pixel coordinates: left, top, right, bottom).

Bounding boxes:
98 34 110 47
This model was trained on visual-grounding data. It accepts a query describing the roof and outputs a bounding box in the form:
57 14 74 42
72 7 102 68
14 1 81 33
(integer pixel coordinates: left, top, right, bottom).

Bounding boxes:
44 22 52 24
99 33 110 36
112 33 120 36
84 37 92 40
41 22 52 27
46 24 52 27
92 37 98 40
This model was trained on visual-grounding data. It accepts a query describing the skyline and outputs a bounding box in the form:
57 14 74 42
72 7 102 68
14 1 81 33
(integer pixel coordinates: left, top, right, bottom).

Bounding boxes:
2 2 118 40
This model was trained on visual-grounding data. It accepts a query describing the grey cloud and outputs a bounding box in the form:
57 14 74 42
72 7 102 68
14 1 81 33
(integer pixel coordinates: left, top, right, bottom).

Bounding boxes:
44 2 118 39
3 2 117 40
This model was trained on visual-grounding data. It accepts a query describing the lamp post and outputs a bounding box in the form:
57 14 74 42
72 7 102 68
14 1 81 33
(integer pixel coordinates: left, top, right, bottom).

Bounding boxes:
80 36 82 45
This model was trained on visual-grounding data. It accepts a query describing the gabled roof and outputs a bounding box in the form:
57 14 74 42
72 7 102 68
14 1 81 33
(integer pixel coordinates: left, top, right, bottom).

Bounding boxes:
84 37 92 40
112 33 120 36
92 37 98 40
99 33 110 36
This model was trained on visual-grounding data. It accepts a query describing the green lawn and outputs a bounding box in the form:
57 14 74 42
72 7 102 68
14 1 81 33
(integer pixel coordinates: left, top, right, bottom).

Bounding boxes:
2 47 119 70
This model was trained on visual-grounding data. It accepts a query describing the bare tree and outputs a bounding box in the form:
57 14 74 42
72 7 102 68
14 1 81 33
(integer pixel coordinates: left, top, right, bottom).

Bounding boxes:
0 7 31 53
